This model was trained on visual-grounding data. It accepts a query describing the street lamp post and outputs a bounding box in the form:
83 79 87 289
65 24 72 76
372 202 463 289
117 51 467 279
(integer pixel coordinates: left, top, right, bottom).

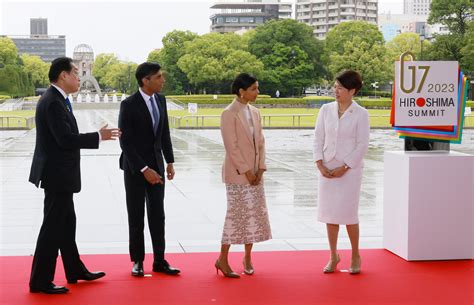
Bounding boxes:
371 81 379 98
419 24 426 61
290 49 296 97
420 34 425 60
470 79 474 101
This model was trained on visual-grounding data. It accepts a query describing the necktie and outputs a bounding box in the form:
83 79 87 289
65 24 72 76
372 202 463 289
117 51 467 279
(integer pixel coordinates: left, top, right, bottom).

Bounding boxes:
64 97 73 113
150 96 160 133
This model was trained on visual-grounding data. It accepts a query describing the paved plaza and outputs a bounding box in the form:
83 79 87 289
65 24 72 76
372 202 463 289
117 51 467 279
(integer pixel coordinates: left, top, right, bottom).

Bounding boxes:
1 109 473 256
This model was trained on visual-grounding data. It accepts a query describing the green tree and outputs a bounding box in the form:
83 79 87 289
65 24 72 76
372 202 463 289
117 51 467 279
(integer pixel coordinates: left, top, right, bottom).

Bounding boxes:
460 22 474 76
0 65 19 95
177 32 264 93
0 64 34 97
101 61 137 94
428 0 472 35
148 30 198 95
324 21 385 63
0 37 34 96
248 19 325 96
386 32 431 61
21 54 50 88
426 0 473 75
425 34 465 61
324 21 390 84
92 54 137 93
329 36 391 86
0 37 18 66
93 53 119 86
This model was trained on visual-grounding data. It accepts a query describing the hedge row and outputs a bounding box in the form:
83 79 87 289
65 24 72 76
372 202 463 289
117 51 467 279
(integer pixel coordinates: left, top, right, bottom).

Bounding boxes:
169 97 323 105
169 97 236 104
302 96 333 100
356 99 391 108
168 94 271 101
358 90 392 98
265 98 474 110
265 97 393 107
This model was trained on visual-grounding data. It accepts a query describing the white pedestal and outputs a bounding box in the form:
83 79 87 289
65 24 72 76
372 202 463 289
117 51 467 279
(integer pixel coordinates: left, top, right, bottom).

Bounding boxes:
383 151 474 261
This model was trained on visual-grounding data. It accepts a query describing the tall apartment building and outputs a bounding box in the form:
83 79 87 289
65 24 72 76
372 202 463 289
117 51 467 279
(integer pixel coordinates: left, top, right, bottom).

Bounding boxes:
30 18 48 36
210 0 293 33
403 0 431 16
4 18 65 62
296 0 378 39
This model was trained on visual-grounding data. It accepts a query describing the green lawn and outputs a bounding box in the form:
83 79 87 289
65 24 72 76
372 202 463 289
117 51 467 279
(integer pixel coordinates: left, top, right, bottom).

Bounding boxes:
168 108 474 128
168 108 395 128
0 110 35 128
1 109 472 129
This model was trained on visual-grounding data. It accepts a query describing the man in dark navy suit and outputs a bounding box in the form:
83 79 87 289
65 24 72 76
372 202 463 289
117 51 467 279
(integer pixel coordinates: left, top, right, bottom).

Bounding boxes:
29 57 121 294
118 62 180 277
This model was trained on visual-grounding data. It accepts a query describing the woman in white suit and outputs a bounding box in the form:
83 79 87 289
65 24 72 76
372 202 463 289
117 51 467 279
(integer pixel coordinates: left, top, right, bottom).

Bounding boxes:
313 70 369 274
216 73 272 278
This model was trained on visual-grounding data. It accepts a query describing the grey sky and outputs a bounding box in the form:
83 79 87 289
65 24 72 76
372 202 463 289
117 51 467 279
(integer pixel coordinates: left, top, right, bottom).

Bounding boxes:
1 0 404 63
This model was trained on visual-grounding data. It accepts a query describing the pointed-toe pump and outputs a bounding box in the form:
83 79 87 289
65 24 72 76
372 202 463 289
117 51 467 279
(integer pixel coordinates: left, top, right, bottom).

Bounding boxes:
323 254 341 273
349 257 361 274
215 260 240 278
243 259 254 275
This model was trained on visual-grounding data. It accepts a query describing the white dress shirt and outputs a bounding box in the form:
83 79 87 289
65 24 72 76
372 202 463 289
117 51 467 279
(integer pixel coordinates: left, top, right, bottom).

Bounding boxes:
139 88 159 128
138 88 161 173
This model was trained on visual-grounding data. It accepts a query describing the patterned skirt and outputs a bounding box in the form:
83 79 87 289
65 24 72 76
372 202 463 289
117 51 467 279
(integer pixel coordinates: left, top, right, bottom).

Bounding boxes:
221 183 272 245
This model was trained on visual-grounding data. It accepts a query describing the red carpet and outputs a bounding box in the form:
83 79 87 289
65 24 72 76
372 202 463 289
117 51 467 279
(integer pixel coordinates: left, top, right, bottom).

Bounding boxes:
0 250 472 305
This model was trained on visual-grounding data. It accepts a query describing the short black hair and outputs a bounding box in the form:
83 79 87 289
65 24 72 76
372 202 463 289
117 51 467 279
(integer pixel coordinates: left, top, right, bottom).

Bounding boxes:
335 70 363 94
49 57 74 82
231 73 257 96
136 62 161 87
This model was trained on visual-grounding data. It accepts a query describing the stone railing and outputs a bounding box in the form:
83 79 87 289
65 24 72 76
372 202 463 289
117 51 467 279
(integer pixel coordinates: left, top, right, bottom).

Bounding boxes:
0 116 35 129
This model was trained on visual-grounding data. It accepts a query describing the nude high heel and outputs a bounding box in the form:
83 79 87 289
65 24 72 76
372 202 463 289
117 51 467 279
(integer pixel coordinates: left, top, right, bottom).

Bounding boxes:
349 256 361 274
243 259 254 275
323 254 341 273
215 260 240 278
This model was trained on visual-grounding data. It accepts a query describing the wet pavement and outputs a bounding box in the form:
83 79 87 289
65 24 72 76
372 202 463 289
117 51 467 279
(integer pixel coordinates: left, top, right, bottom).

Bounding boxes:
1 109 473 256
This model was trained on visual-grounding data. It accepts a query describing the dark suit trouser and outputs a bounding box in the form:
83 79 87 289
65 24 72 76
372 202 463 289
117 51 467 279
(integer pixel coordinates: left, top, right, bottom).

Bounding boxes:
124 170 166 263
29 191 86 288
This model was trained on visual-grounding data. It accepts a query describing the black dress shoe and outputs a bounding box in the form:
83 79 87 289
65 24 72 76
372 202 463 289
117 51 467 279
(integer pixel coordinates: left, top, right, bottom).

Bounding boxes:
30 283 69 294
132 261 144 277
153 260 180 275
67 271 106 284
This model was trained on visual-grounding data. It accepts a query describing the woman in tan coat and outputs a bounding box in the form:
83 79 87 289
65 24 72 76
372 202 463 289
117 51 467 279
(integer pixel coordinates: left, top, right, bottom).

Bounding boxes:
215 73 272 278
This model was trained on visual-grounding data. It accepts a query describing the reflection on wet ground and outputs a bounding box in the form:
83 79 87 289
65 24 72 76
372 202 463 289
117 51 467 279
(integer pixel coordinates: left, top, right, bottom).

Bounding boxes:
0 109 472 255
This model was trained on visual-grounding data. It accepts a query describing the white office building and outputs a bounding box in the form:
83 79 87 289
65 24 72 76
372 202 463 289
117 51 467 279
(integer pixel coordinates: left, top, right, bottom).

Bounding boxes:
210 0 293 33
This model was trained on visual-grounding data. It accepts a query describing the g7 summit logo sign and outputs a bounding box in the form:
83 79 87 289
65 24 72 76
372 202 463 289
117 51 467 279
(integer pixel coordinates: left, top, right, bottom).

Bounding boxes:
395 57 458 126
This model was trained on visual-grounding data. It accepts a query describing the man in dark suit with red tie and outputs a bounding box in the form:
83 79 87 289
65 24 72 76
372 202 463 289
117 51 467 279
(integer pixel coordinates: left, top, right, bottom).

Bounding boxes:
29 57 121 294
118 62 180 277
